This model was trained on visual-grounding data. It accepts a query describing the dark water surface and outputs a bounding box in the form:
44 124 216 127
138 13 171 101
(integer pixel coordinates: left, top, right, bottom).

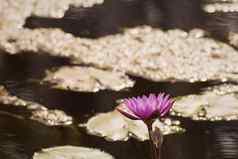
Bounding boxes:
1 0 238 158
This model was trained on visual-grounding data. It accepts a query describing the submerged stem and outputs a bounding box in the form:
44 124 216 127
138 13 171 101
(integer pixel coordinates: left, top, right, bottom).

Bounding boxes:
145 120 163 159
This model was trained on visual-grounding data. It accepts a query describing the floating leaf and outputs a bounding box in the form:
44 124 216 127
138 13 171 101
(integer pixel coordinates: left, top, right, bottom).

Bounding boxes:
173 84 238 121
204 1 238 13
1 27 238 82
30 109 73 126
0 85 72 126
0 0 103 30
33 146 114 159
84 110 184 141
43 66 134 92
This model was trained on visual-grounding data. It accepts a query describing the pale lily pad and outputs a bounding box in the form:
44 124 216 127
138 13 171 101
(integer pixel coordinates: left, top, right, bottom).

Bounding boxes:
229 32 238 47
30 109 73 126
173 84 238 121
204 83 238 95
204 1 238 13
83 111 184 141
125 118 148 141
1 27 238 82
33 146 114 159
0 0 103 30
206 94 238 119
0 85 72 126
43 66 134 92
173 95 208 118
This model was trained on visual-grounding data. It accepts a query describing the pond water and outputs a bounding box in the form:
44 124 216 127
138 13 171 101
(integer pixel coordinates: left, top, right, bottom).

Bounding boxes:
1 110 238 159
1 0 238 158
0 53 238 159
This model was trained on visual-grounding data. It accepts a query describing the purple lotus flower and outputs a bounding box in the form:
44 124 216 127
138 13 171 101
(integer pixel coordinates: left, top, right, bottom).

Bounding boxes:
116 93 174 120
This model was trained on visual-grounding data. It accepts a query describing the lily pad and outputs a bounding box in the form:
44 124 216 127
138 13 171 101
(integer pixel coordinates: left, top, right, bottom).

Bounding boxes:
1 27 238 82
33 146 114 159
173 84 238 121
30 109 73 126
204 83 238 94
0 0 103 30
204 1 238 13
229 32 238 47
83 110 184 141
43 66 134 92
0 85 72 126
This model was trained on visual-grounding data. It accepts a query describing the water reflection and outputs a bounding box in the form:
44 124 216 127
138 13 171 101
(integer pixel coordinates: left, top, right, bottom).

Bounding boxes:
163 121 238 159
206 122 238 159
